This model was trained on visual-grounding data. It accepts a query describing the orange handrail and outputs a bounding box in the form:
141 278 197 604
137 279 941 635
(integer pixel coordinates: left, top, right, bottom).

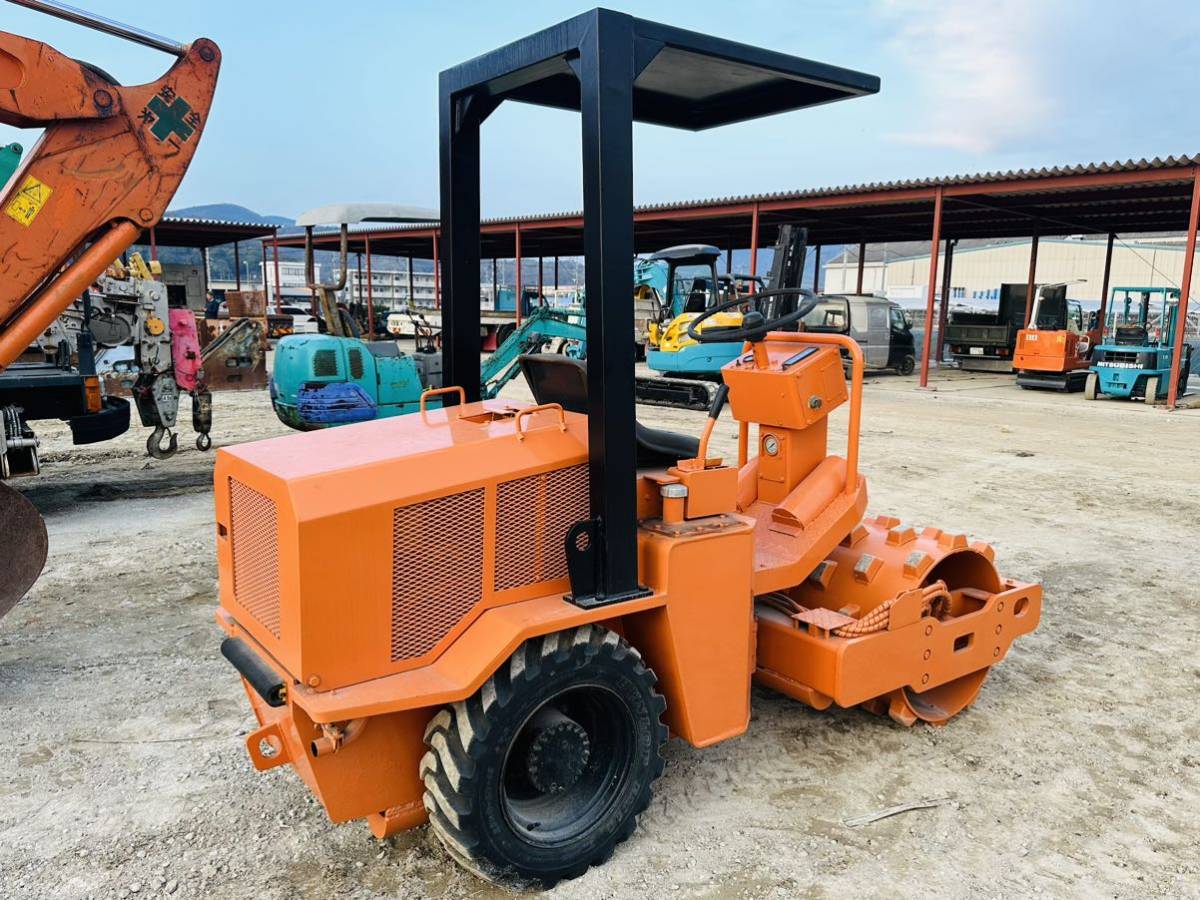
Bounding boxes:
514 403 566 441
419 385 466 414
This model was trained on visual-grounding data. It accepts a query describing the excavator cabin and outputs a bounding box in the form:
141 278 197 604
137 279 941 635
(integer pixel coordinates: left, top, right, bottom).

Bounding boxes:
214 9 1041 888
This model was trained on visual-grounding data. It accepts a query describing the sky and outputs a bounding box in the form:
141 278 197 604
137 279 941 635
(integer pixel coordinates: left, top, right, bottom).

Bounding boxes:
3 0 1199 221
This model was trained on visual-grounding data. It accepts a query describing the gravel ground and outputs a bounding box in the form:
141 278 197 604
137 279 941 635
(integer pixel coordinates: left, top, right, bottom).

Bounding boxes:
1 356 1198 900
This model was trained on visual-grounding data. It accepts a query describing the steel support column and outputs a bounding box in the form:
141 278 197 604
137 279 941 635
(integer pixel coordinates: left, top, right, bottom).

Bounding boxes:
272 230 282 313
149 226 157 262
749 202 760 282
812 245 821 291
1024 233 1039 327
937 239 954 362
407 256 414 306
538 255 544 301
918 187 944 387
356 253 364 317
855 241 865 294
234 241 242 290
365 236 375 338
260 241 268 307
1097 232 1115 329
726 247 733 274
1167 170 1200 409
514 224 523 325
554 256 559 290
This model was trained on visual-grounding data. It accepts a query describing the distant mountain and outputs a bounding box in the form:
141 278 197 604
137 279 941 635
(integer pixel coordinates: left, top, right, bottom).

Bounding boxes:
167 202 293 226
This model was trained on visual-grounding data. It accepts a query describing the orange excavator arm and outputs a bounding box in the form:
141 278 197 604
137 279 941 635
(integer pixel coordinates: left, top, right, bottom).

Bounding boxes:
0 9 220 370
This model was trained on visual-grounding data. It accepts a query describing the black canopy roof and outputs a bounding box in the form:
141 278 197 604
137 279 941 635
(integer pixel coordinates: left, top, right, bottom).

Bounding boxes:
441 9 878 131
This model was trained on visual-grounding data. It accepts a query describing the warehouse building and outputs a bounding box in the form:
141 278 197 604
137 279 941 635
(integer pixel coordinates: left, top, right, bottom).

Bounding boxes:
822 234 1194 309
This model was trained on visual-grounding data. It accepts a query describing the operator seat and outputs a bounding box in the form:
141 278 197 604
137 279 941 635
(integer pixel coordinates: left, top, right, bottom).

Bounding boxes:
518 354 699 468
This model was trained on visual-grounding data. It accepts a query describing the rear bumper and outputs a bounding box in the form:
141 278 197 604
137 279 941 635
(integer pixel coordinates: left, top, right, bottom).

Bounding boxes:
951 355 1013 373
68 396 131 445
1091 366 1144 398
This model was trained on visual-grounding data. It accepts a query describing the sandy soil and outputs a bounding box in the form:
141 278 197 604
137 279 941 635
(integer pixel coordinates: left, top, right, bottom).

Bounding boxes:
2 354 1199 900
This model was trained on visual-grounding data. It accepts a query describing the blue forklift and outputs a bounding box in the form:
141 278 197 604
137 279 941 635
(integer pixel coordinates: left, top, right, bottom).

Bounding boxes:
1085 286 1192 404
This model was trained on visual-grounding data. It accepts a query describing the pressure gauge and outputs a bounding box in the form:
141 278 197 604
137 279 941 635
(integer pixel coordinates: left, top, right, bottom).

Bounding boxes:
763 434 779 456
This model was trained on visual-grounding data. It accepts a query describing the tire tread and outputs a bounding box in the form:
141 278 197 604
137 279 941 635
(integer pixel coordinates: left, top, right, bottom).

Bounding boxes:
421 625 667 888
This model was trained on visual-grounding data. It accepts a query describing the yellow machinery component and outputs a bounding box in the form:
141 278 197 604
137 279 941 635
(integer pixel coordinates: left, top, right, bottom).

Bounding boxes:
656 310 744 353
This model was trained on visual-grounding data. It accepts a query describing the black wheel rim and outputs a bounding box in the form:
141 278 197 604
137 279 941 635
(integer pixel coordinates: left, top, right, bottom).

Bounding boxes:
500 685 636 848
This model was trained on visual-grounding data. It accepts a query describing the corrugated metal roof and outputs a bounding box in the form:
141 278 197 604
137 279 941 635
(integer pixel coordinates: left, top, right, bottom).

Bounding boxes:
160 214 280 228
628 153 1200 213
314 153 1200 240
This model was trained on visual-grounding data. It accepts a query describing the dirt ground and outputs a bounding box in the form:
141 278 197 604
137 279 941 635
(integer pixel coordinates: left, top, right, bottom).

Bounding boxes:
2 353 1198 900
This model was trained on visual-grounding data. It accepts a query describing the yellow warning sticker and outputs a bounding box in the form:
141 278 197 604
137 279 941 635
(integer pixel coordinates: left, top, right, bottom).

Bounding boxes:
5 175 53 227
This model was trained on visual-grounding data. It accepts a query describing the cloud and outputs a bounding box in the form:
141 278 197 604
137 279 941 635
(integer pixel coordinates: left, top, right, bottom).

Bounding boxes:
876 0 1058 154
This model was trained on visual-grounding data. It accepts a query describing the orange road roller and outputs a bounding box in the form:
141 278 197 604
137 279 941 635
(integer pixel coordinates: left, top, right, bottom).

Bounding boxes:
214 11 1041 887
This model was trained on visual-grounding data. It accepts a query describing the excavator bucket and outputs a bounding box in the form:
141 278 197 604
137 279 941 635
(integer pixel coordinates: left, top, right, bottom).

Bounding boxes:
0 482 48 620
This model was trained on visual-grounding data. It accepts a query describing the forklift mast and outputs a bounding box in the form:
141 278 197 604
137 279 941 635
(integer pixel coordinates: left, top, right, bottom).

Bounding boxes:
438 9 878 605
766 224 809 291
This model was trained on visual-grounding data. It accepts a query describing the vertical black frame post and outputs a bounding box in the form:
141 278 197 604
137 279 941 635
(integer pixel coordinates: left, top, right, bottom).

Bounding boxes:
439 87 487 403
577 11 642 602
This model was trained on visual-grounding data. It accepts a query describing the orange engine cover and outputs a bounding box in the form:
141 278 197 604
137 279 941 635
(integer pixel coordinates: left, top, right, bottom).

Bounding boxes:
214 400 591 692
1014 328 1088 373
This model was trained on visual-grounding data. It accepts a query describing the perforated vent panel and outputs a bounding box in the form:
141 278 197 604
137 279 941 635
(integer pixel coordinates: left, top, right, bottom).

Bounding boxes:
312 348 338 377
391 489 485 662
229 478 281 638
495 464 588 592
348 348 364 380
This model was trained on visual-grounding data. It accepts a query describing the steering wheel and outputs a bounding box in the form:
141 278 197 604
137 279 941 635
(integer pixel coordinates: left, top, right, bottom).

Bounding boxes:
685 288 821 344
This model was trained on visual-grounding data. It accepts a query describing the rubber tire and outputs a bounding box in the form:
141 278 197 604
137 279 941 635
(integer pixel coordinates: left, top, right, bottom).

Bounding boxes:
898 354 916 377
420 626 667 888
1084 373 1099 401
1144 376 1159 405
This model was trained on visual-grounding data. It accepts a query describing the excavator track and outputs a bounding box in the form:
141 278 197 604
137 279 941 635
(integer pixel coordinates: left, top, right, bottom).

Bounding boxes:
634 375 715 411
0 481 48 621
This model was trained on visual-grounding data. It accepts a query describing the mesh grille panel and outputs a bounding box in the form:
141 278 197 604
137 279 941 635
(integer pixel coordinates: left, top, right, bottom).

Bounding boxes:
391 489 485 662
348 348 364 380
495 464 588 592
312 349 338 377
229 479 281 638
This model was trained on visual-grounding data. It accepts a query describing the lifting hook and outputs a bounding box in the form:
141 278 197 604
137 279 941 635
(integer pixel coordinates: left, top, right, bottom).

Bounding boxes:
147 426 178 460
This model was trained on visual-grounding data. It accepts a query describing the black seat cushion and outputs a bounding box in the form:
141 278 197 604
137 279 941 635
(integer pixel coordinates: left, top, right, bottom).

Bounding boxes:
519 354 699 468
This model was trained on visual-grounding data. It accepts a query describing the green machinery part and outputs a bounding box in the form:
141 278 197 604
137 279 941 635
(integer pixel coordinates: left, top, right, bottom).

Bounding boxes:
1 142 23 187
480 305 587 398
